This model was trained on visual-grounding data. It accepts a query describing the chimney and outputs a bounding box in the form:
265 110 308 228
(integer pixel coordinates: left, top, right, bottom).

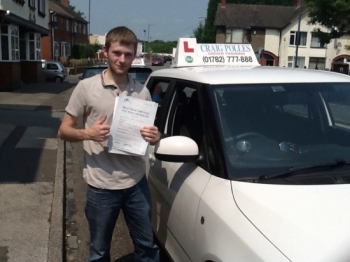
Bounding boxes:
61 0 70 8
221 0 226 8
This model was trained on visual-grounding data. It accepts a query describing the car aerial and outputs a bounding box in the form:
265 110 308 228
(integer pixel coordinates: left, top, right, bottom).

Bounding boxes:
79 58 152 85
151 56 164 66
41 60 66 82
145 38 350 262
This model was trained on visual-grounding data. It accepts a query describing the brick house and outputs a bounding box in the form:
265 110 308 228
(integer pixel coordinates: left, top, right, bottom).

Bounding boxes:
215 0 350 72
0 0 49 91
41 0 89 62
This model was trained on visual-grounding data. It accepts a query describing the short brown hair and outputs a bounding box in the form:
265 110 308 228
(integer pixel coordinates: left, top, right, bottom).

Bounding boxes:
105 26 138 55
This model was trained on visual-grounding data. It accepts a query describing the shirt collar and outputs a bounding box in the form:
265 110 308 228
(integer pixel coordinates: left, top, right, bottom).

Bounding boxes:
100 69 135 94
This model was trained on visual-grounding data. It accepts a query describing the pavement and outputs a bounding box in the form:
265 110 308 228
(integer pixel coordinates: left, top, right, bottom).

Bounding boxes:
0 75 79 262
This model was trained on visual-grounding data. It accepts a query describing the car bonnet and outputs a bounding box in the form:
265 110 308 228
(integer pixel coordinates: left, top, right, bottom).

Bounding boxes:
231 181 350 262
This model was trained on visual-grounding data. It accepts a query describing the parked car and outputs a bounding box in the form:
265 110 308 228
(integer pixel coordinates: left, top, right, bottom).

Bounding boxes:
151 56 164 66
162 55 172 63
79 64 153 85
41 60 66 83
145 38 350 262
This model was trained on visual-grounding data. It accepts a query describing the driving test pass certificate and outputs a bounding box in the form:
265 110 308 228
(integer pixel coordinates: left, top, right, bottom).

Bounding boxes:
107 94 158 155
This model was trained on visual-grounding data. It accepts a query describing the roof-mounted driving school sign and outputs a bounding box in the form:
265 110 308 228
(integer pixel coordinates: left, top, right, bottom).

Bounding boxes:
172 38 260 68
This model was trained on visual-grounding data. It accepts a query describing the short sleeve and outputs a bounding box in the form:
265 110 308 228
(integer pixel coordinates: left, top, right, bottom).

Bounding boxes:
65 81 87 118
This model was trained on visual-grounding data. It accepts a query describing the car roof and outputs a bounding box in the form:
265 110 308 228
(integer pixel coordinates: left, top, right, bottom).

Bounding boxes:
150 66 350 85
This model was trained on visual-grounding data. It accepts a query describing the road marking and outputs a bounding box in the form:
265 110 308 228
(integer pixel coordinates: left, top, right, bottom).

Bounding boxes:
16 127 58 149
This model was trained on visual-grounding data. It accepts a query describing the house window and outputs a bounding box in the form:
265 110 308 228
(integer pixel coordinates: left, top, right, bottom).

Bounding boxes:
54 41 59 61
28 0 35 10
290 31 307 46
66 20 70 31
287 56 305 68
309 57 325 70
61 42 67 57
73 21 77 33
27 33 41 60
83 24 86 34
0 25 20 61
13 0 25 6
38 0 45 16
311 33 326 48
226 29 247 43
67 43 71 56
11 26 20 61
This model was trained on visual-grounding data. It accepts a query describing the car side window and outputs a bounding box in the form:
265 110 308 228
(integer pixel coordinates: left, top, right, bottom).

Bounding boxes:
148 79 170 106
47 63 58 70
168 84 204 148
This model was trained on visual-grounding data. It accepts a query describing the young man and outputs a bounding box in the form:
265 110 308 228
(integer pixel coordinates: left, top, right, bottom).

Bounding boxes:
58 26 160 262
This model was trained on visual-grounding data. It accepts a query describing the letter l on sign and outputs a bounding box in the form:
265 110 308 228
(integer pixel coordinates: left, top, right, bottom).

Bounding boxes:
184 41 194 53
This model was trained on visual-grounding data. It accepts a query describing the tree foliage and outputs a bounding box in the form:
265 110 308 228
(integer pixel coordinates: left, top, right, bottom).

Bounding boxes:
148 40 177 54
52 0 85 18
197 0 295 43
305 0 350 45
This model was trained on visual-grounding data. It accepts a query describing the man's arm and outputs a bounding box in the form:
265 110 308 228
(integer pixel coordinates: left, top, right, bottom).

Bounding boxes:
58 113 110 143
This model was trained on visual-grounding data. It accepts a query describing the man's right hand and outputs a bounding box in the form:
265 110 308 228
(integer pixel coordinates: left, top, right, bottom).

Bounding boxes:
88 115 110 142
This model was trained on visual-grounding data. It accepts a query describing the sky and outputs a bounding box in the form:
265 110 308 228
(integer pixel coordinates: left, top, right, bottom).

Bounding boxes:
69 0 209 42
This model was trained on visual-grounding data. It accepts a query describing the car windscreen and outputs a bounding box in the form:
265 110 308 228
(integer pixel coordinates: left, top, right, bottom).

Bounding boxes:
210 82 350 180
82 67 106 79
128 67 152 84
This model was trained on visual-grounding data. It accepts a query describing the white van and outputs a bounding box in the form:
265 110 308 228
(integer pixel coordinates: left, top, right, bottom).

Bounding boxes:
145 38 350 262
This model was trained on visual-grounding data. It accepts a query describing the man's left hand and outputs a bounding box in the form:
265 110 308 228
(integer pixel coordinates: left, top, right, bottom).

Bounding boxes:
140 126 161 145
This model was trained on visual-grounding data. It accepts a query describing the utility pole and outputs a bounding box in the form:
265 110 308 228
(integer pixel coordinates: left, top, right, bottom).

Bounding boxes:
147 24 154 53
294 0 302 68
143 29 146 53
88 0 91 35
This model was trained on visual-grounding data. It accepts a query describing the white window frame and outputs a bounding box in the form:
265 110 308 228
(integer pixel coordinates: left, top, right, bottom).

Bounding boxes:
67 43 71 56
66 20 70 31
38 0 45 14
0 25 20 61
61 42 67 57
54 41 59 61
28 0 35 9
287 56 305 68
27 32 41 61
225 28 247 43
289 31 307 46
311 33 326 48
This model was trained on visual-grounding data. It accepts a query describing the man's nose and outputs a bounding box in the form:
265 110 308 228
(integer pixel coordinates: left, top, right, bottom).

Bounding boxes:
119 54 126 63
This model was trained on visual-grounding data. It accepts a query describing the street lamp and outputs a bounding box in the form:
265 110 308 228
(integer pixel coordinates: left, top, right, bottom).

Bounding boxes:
294 0 302 68
143 29 146 53
50 10 56 60
147 24 154 53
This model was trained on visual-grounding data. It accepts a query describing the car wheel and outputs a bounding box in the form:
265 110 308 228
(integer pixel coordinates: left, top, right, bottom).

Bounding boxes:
54 77 63 83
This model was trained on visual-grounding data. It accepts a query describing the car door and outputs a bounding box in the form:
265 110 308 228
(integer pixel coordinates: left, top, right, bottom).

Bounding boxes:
45 62 59 80
147 79 212 261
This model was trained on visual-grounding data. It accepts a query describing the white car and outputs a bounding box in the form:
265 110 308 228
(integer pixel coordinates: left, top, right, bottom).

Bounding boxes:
145 38 350 262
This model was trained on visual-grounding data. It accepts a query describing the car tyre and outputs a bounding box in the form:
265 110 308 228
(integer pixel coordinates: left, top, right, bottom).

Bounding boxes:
54 76 63 83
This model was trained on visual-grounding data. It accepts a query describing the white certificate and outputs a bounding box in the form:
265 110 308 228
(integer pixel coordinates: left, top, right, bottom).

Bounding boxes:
107 94 158 155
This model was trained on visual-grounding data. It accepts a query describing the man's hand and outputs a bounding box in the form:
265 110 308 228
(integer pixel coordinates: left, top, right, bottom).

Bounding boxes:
140 126 161 145
88 115 110 142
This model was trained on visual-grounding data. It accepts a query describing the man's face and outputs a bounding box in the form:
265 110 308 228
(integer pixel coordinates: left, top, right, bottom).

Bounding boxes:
104 41 135 76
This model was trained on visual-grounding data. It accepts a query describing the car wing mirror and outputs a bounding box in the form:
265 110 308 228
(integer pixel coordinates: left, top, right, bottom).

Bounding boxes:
155 136 199 162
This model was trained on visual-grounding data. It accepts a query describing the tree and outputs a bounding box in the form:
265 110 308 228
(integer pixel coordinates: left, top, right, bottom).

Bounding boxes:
52 0 85 18
193 22 205 43
196 0 295 43
306 0 350 45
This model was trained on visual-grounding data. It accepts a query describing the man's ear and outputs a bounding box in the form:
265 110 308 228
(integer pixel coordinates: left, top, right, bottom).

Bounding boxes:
103 45 108 58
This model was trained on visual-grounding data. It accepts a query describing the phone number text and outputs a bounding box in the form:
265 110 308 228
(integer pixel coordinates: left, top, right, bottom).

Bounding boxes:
202 56 253 64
